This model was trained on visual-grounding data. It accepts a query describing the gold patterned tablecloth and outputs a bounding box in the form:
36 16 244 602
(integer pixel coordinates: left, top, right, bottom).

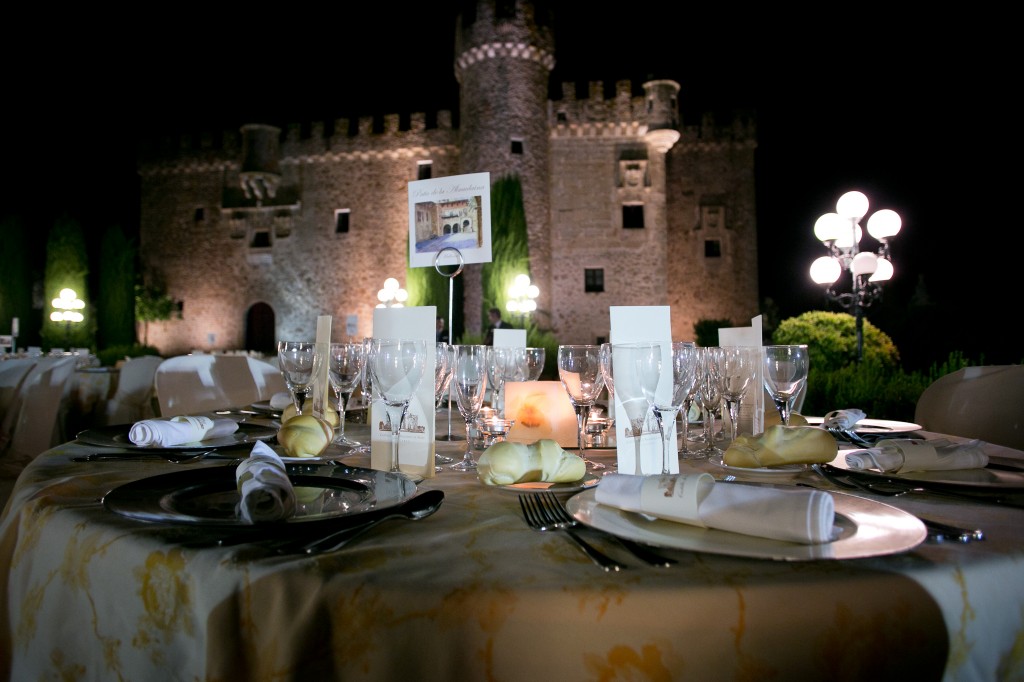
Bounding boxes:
2 420 1023 681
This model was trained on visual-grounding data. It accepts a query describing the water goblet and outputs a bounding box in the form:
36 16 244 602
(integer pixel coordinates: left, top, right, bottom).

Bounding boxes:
557 344 606 470
277 341 319 415
449 344 489 470
718 346 759 450
327 342 364 447
651 341 699 473
367 338 427 474
524 347 546 380
763 344 810 426
611 343 662 475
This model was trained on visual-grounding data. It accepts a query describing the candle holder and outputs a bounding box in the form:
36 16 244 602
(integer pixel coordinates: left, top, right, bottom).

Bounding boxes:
476 417 516 449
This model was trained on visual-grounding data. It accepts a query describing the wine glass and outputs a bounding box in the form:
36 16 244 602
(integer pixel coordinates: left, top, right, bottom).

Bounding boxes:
611 343 662 475
718 346 758 449
557 345 606 470
763 344 810 426
694 346 725 460
367 338 427 474
490 346 527 417
524 347 546 380
326 342 365 447
432 342 456 462
599 342 616 427
651 341 699 473
277 341 319 415
449 344 489 470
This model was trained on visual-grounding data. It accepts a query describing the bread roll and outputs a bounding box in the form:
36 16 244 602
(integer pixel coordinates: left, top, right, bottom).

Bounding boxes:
278 414 333 458
281 404 340 427
477 439 585 485
723 425 835 468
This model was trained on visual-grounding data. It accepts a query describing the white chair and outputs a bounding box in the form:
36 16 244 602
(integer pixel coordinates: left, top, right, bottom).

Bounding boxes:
0 358 38 451
154 355 264 417
1 356 79 473
247 356 288 401
914 365 1024 450
102 355 163 426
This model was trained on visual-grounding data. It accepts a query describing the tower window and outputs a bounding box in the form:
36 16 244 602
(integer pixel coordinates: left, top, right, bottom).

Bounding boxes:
584 268 604 293
194 207 205 222
510 139 524 155
335 209 351 234
704 240 722 258
623 204 645 229
251 230 271 248
417 161 433 180
556 111 568 124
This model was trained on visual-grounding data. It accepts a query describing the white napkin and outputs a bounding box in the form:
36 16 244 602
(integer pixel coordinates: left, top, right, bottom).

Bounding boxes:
269 392 293 410
596 473 837 544
128 416 239 447
845 438 988 474
235 441 296 523
823 409 866 429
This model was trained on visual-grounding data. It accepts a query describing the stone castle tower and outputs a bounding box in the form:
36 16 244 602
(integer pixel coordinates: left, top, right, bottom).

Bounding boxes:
136 0 758 354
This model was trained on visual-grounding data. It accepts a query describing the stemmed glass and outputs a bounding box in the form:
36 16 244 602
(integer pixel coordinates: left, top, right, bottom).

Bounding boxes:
367 338 427 474
694 346 725 459
651 342 699 474
327 342 364 447
611 343 662 475
524 347 546 380
449 344 489 471
763 344 810 426
557 345 606 470
277 341 319 415
599 342 616 427
432 342 457 461
489 346 527 417
718 346 758 449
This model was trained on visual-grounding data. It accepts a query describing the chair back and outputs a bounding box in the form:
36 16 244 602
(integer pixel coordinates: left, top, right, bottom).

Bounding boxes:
103 355 163 426
154 355 263 417
4 356 78 466
0 359 38 450
247 356 288 401
914 365 1024 449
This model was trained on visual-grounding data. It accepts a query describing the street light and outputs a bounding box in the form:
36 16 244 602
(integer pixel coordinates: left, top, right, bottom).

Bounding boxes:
505 274 539 324
50 287 85 347
809 190 901 363
376 278 408 308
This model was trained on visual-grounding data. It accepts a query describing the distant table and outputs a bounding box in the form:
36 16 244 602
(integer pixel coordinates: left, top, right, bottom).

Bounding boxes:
1 418 1023 680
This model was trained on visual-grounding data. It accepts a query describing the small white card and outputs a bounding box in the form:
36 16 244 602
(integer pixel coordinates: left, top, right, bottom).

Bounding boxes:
370 306 437 478
718 315 765 437
609 306 674 475
493 328 527 347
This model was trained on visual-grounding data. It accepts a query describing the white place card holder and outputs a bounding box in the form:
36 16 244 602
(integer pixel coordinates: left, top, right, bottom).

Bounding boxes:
718 315 765 437
493 328 527 348
370 306 437 478
609 306 675 475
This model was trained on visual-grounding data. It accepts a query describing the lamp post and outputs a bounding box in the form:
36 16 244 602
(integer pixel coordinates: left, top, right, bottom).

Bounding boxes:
809 190 901 363
50 288 85 348
505 274 539 325
376 278 408 308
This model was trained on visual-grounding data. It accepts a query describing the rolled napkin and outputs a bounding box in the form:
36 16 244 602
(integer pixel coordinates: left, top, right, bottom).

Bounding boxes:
597 473 837 544
723 425 836 468
823 409 867 429
478 439 586 486
845 438 988 474
235 441 297 523
269 392 293 411
128 416 239 447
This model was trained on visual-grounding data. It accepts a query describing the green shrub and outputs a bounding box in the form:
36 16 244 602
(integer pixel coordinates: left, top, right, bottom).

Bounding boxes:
694 319 735 348
97 344 161 367
773 311 899 372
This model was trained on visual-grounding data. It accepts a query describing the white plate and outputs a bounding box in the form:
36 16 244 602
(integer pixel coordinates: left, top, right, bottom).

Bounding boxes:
805 417 923 434
566 487 926 561
708 460 807 477
248 401 281 415
491 473 602 493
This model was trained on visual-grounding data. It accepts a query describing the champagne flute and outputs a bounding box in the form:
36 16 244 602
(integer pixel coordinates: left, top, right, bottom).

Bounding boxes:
367 338 427 474
598 342 616 431
694 346 725 460
651 341 699 473
277 341 318 415
557 345 606 470
432 342 457 461
449 344 489 470
718 346 758 450
611 343 661 475
763 344 810 426
326 342 364 447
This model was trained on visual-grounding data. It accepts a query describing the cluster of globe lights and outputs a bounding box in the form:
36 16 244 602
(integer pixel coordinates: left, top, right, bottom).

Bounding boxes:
505 274 540 316
50 288 85 323
376 278 408 308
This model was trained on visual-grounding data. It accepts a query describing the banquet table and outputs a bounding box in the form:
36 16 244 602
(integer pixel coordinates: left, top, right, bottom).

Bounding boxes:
1 414 1023 681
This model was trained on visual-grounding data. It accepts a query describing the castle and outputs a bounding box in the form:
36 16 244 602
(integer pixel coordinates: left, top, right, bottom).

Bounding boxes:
137 1 758 355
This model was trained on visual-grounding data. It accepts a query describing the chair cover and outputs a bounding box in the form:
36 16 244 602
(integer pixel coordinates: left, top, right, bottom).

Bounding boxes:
914 365 1024 450
2 356 78 470
154 355 264 417
103 355 163 426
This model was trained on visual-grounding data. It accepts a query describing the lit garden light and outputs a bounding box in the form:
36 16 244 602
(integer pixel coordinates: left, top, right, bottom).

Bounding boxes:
50 288 85 347
505 274 539 324
376 278 408 308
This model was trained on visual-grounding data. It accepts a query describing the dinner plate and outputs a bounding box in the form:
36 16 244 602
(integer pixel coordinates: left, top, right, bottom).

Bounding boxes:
805 417 923 434
566 487 926 561
708 460 806 477
76 422 278 450
829 454 1024 490
104 463 417 527
248 401 282 415
491 473 602 493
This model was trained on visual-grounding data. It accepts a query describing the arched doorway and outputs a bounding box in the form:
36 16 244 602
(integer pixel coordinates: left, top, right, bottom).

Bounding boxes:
245 302 276 356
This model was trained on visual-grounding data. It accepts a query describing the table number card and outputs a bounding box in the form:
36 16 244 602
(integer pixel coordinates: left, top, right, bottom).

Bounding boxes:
505 381 579 447
493 328 527 348
718 315 765 437
370 306 437 478
609 306 674 475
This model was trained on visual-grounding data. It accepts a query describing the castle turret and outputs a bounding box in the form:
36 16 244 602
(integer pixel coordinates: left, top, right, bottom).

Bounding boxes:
455 0 556 334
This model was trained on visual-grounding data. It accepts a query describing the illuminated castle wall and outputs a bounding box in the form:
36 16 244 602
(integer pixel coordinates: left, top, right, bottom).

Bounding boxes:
137 1 758 354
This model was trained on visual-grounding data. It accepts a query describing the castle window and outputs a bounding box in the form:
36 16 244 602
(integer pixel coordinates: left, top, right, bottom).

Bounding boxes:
704 240 722 258
194 207 204 222
623 204 645 229
556 111 568 124
251 230 271 249
584 268 604 293
510 139 524 155
335 209 351 234
417 161 433 180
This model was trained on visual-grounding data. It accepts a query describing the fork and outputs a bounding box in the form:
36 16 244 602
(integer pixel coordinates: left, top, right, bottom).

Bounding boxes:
537 492 677 567
519 494 626 571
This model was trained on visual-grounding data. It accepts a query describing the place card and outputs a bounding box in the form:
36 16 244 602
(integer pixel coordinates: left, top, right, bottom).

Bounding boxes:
505 380 579 448
493 328 527 347
370 306 437 478
609 306 674 475
718 315 765 437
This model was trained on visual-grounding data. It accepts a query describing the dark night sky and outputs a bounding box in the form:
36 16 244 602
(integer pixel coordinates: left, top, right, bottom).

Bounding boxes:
4 4 1018 366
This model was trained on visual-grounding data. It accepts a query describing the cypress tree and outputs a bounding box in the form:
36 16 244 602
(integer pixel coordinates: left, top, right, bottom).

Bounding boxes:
42 215 93 350
97 224 136 348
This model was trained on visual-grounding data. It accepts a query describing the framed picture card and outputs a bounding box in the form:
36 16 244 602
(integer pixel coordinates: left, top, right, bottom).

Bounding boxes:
408 172 492 268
